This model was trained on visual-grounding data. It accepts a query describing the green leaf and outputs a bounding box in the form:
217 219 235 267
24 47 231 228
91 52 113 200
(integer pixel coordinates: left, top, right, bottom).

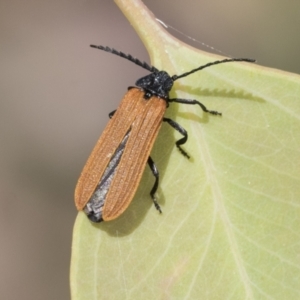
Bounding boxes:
70 0 300 299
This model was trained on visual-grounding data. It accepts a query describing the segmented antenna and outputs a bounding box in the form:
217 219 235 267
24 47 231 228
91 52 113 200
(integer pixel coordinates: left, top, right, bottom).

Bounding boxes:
90 45 158 73
172 58 255 81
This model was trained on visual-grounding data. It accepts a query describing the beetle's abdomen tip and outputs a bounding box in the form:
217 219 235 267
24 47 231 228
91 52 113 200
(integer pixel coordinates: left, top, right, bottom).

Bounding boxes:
87 213 103 223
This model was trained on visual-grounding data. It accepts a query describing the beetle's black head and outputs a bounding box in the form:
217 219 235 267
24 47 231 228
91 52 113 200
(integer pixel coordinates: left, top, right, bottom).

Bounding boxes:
135 71 174 99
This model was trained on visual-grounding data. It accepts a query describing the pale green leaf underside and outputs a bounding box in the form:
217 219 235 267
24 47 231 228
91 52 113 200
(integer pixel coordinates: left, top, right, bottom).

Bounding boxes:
71 0 300 299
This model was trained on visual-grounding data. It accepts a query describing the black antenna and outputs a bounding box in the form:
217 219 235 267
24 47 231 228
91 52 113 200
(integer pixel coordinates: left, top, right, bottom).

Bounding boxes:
172 58 255 81
90 45 158 73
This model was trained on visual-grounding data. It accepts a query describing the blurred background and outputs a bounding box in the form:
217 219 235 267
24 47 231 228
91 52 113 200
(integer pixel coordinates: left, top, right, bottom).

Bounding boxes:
1 0 299 299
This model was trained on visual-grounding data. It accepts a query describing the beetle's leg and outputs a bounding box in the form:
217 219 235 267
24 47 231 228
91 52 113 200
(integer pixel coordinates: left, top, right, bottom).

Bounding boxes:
163 117 190 159
147 156 162 214
168 98 222 116
108 109 117 119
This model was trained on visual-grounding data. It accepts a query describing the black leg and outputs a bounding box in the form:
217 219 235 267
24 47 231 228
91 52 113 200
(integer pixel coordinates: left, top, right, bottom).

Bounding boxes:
168 98 222 116
147 156 162 214
163 117 190 159
108 109 116 119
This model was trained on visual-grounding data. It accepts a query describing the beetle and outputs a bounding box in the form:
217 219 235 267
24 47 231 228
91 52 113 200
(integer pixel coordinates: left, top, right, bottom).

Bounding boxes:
75 45 254 222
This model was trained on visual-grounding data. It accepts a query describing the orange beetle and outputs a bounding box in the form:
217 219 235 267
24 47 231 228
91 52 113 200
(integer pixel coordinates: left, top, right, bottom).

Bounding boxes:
75 45 254 222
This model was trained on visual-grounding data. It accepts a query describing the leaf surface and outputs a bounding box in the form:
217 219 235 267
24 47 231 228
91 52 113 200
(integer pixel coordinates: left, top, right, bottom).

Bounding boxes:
71 0 300 299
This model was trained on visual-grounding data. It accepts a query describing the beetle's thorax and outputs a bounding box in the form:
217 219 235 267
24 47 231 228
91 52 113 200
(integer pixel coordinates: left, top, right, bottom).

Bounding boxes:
135 71 174 99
